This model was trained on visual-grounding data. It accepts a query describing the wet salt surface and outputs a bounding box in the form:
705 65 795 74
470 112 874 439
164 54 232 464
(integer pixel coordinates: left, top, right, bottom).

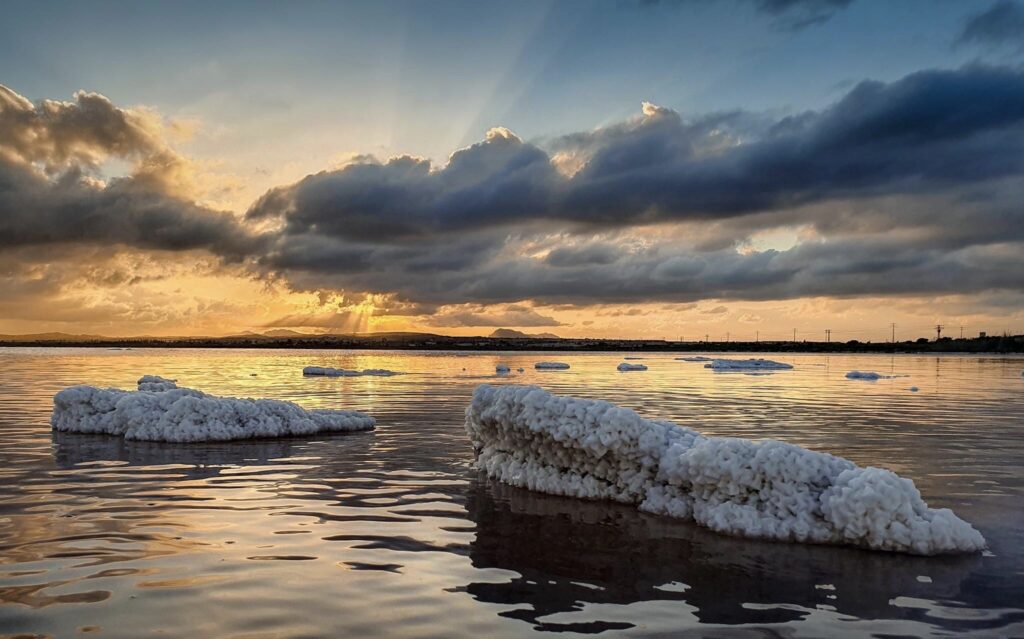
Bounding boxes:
0 348 1022 638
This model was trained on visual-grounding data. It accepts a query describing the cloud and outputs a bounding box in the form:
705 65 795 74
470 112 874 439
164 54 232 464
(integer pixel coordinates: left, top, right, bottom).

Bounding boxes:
0 85 260 258
753 0 853 29
251 65 1024 239
427 305 564 328
3 67 1024 324
242 64 1024 308
0 85 165 169
637 0 853 30
957 1 1024 50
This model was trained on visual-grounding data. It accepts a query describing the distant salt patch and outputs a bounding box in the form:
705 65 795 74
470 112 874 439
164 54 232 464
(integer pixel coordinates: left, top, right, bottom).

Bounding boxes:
51 376 374 443
517 368 525 373
676 356 712 362
909 386 920 392
617 363 648 371
496 364 510 374
535 362 570 370
302 366 401 377
624 357 645 360
466 384 985 555
704 358 793 371
846 371 901 381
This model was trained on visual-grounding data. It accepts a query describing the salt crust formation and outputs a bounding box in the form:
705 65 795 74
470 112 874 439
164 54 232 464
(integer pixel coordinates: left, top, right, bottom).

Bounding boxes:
52 376 375 442
465 384 985 555
302 366 401 377
618 363 648 371
704 359 794 370
846 371 899 380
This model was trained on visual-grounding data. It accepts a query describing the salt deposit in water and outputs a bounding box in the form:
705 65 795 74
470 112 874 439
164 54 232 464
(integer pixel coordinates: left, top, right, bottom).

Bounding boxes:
51 375 375 443
617 363 648 371
704 358 793 371
846 371 899 381
303 366 401 377
496 364 510 374
465 384 985 555
535 362 571 370
677 356 713 362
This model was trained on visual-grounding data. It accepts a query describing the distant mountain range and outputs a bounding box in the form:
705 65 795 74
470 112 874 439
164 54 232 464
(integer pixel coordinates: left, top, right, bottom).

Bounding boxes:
0 332 112 341
0 328 562 341
489 328 561 339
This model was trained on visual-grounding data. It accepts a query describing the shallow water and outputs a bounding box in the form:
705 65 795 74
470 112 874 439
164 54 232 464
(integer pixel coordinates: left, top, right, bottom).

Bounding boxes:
1 348 1022 638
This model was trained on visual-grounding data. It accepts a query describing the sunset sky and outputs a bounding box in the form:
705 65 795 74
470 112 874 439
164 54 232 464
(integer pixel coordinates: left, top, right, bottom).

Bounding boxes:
2 0 1023 341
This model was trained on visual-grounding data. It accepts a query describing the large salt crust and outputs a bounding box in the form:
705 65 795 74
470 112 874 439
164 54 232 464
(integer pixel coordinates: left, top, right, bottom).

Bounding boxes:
52 376 375 442
465 384 985 555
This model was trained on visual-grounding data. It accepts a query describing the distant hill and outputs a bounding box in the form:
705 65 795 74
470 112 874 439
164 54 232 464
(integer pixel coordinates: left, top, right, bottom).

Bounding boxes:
0 332 110 342
489 328 561 339
262 329 310 337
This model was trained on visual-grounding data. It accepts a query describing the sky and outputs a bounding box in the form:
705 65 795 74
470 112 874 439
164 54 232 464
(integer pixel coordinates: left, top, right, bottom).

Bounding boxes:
1 0 1023 341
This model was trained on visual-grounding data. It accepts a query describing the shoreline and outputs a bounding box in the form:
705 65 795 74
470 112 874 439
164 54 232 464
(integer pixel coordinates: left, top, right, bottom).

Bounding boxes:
2 335 1022 354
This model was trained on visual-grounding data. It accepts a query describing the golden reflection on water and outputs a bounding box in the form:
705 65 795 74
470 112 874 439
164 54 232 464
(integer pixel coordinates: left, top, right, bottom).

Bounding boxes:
0 348 1022 638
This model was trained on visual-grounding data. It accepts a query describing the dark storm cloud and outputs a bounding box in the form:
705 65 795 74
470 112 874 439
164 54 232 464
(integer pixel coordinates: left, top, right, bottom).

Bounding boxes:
0 85 261 258
4 67 1024 312
957 0 1024 49
244 64 1024 306
0 161 258 258
252 65 1024 240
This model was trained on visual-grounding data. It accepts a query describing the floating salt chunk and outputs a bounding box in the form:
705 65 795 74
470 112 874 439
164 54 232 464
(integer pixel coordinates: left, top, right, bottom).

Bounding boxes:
52 376 374 443
704 358 793 370
846 371 898 380
676 356 712 362
464 384 985 555
617 363 648 371
909 386 920 392
496 364 510 374
517 368 525 373
535 362 570 370
302 366 401 377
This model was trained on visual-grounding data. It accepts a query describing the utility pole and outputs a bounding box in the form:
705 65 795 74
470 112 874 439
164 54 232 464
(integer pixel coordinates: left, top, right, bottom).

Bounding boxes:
726 332 730 343
960 326 964 340
891 323 896 343
756 330 759 343
935 324 944 341
825 329 831 343
792 328 796 342
705 333 709 343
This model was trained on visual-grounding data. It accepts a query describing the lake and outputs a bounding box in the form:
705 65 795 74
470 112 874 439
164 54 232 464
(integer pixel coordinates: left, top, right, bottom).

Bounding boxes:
1 348 1022 638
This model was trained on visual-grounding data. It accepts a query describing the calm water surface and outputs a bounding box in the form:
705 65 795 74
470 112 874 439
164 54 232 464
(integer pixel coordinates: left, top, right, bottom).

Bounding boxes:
0 348 1022 638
